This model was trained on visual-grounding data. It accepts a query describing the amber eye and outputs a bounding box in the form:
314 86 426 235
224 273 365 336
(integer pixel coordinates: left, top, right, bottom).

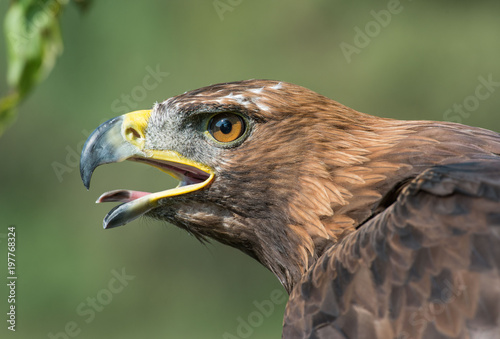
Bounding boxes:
208 113 246 143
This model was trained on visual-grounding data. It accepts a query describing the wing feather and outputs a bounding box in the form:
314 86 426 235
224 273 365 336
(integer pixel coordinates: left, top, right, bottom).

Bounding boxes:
283 160 500 338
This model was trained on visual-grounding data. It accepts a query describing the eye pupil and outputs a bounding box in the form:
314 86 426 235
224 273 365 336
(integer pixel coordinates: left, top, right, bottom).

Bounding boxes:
218 119 232 134
208 113 246 144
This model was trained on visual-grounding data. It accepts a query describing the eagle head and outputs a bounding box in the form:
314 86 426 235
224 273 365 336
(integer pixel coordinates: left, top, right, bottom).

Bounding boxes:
81 79 401 291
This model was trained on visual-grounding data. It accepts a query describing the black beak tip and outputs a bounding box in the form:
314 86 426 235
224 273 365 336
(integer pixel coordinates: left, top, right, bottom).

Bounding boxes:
80 162 93 190
103 204 126 229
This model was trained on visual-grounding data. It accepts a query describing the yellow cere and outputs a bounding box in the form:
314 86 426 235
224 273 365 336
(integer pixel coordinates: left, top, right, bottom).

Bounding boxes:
121 110 152 149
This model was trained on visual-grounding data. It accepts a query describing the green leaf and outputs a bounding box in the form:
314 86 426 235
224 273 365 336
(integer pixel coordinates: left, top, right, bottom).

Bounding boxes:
0 0 66 135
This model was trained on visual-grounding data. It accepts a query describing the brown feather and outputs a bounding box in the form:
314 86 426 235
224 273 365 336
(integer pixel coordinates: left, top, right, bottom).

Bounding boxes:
134 80 500 338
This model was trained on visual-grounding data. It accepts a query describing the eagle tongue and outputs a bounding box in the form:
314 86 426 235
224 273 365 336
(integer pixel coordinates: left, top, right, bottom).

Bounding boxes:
97 189 151 203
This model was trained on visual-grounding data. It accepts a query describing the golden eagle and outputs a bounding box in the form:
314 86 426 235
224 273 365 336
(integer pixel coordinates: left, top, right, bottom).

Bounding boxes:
80 80 500 338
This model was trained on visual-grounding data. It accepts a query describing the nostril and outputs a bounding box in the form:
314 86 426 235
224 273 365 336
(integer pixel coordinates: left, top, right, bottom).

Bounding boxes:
125 127 141 140
123 125 145 148
121 110 151 148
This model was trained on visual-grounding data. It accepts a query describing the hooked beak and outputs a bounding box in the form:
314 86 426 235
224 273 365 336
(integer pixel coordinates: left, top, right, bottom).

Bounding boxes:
80 110 214 229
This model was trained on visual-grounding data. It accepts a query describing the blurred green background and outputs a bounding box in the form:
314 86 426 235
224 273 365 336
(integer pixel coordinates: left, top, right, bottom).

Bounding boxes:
0 1 499 338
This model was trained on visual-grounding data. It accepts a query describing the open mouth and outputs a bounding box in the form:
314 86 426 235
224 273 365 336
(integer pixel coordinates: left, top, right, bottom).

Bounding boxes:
96 158 212 204
93 157 214 230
